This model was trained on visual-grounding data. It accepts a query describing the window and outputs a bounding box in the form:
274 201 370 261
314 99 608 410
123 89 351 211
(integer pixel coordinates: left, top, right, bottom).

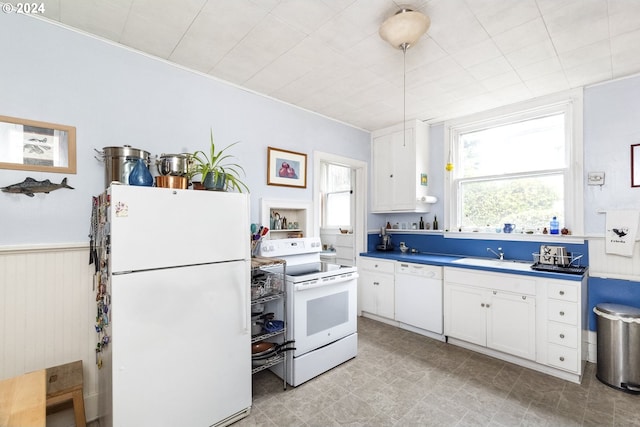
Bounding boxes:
445 91 583 235
320 163 353 227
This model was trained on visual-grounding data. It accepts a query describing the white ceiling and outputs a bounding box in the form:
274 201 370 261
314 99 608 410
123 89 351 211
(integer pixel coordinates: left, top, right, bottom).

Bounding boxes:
36 0 640 131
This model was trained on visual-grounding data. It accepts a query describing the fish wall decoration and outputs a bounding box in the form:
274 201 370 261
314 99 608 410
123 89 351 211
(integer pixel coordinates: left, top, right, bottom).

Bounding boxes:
1 177 74 197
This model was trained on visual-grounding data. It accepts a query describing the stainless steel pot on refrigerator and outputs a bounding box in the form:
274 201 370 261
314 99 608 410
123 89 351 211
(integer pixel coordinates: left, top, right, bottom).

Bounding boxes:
95 145 151 187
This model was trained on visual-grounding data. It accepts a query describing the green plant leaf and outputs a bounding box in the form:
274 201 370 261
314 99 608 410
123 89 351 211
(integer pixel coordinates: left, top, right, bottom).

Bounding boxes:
190 129 249 192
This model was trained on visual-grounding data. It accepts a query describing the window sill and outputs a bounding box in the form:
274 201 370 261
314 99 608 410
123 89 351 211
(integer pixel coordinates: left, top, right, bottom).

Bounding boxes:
443 231 585 244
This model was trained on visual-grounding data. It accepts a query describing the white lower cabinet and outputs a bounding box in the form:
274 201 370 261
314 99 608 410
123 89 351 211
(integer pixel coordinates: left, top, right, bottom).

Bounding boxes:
335 234 355 266
358 258 394 319
444 280 536 361
444 283 486 346
542 279 583 373
487 290 536 360
444 267 587 383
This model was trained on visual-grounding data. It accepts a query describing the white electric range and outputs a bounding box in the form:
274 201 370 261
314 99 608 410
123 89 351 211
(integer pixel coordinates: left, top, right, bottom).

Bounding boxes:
258 237 358 386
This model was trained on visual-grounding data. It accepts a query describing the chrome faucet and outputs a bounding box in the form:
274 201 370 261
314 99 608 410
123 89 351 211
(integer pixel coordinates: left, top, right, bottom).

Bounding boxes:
487 247 504 260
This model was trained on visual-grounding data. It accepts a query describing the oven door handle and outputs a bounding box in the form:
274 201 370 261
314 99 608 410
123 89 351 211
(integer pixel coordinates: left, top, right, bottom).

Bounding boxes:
294 272 359 291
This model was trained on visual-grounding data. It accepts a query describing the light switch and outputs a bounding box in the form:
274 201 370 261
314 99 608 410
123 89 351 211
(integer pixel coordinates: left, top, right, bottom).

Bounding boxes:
588 172 605 186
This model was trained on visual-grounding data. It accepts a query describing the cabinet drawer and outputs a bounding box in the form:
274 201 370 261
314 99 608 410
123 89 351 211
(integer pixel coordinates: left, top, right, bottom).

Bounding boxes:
547 281 578 302
547 343 579 372
547 321 578 348
547 300 578 325
335 234 354 246
445 267 535 295
335 247 353 259
359 258 395 274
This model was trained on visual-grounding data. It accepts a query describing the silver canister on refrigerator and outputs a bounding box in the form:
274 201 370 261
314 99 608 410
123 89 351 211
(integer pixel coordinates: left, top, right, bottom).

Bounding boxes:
95 145 151 187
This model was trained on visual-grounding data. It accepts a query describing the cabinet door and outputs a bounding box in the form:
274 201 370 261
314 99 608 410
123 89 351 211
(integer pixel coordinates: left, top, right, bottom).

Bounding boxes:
373 129 416 211
372 134 394 211
487 291 536 361
358 270 378 315
376 273 395 319
444 284 486 346
358 270 394 319
391 127 416 210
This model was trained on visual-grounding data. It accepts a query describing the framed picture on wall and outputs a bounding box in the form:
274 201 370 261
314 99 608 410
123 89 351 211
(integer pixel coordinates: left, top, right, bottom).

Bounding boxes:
0 115 77 174
632 144 640 187
267 147 307 188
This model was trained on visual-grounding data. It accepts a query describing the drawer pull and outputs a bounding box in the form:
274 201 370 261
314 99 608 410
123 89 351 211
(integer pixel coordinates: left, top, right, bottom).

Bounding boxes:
493 291 497 295
373 281 379 286
560 334 565 339
522 296 526 300
559 311 565 316
559 356 565 362
486 304 491 308
559 290 565 296
481 303 485 307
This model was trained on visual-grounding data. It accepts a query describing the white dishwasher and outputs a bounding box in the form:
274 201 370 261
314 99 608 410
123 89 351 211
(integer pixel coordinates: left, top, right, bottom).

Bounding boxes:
395 262 443 334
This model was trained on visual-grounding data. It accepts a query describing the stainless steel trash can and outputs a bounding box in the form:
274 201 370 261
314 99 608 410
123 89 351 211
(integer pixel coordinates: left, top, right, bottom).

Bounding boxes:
594 303 640 393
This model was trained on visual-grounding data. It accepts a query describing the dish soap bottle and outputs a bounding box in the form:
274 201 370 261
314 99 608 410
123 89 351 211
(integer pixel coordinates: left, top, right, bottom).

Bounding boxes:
550 216 559 235
433 215 438 230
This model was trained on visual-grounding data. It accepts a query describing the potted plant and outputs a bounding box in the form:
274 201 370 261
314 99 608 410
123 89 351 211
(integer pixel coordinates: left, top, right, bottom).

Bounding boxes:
190 130 249 193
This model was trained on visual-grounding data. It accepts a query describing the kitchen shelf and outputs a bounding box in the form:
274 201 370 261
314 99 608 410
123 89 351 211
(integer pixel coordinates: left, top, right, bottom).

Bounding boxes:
251 354 285 375
250 256 287 390
252 291 284 305
251 329 285 344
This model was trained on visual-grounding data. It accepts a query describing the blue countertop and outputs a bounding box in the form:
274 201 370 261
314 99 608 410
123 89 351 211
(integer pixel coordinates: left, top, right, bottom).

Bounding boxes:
359 251 586 281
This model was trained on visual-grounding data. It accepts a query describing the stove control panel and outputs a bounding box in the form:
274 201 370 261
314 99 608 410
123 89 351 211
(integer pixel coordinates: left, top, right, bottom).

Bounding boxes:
259 237 322 257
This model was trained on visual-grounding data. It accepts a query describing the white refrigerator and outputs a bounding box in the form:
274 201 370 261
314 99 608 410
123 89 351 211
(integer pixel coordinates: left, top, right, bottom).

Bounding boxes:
96 186 251 427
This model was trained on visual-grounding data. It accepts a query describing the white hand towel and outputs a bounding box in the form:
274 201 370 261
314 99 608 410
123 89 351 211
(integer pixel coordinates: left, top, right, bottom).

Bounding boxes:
605 210 640 257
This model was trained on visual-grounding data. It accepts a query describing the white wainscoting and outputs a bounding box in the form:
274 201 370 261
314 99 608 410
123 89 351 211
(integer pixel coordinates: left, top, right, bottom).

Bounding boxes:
586 236 640 364
0 243 100 424
588 236 640 281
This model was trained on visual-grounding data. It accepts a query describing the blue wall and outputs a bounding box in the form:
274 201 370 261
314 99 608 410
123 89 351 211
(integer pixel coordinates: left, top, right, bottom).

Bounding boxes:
367 232 588 265
588 278 640 330
368 232 640 331
0 12 371 245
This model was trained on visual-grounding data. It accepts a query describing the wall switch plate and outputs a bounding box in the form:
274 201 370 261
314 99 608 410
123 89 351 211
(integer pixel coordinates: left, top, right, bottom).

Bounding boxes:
588 172 605 186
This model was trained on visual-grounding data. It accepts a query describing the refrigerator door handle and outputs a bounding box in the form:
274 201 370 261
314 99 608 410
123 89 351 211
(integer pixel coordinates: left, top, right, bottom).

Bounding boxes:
243 282 249 334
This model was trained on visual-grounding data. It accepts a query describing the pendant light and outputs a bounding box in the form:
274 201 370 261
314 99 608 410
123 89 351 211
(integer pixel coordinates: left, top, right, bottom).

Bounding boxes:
379 8 430 146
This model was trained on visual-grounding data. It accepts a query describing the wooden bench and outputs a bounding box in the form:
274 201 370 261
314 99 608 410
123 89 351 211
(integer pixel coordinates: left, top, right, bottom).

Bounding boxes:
45 360 86 427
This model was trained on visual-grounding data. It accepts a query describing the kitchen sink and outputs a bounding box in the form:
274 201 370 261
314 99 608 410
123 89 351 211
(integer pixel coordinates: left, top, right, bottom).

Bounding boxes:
452 257 533 272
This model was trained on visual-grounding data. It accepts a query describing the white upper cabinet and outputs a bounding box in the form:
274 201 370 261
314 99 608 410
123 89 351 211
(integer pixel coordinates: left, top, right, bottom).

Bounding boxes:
371 120 435 212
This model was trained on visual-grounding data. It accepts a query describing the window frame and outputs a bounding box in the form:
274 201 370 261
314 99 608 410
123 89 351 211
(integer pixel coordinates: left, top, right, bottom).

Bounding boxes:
320 162 354 229
443 89 584 240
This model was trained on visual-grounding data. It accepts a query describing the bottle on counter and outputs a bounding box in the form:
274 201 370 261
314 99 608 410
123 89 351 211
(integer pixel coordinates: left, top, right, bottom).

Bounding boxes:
550 216 559 235
433 215 438 230
419 216 425 229
386 221 391 229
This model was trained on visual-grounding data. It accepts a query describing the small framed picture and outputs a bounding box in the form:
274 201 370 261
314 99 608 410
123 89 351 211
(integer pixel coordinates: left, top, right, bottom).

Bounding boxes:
0 115 76 174
267 147 307 188
632 144 640 187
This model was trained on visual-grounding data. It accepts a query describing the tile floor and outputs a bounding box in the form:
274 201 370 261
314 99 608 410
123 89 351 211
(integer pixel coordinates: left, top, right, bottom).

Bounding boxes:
242 316 639 427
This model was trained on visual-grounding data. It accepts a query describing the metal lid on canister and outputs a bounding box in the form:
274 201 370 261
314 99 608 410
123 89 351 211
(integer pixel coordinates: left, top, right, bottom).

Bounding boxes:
594 303 640 320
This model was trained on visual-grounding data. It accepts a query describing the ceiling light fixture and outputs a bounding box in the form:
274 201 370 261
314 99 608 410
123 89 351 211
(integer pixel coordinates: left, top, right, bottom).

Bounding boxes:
379 8 430 146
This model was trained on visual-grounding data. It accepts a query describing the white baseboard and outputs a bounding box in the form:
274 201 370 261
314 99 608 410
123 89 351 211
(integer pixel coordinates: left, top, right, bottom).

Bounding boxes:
360 313 446 342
